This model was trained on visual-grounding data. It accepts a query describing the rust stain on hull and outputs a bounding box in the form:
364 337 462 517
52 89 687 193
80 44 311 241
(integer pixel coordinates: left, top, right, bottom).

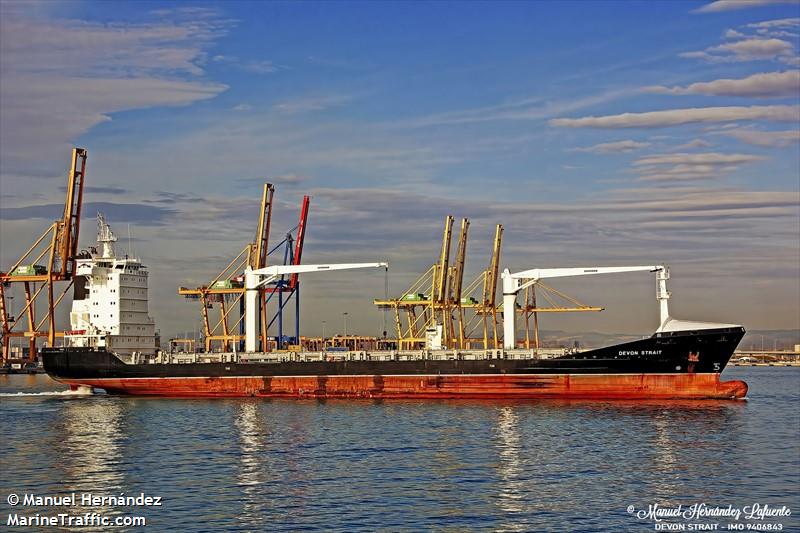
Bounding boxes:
56 373 748 400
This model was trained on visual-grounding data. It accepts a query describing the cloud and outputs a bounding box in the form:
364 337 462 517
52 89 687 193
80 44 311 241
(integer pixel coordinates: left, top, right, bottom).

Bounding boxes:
684 18 800 67
716 38 795 58
747 19 800 45
673 139 713 150
59 185 129 195
399 88 636 127
79 109 545 199
759 29 800 39
633 152 764 166
746 17 800 29
144 191 206 204
681 38 796 63
235 174 306 187
240 60 277 74
747 18 800 38
0 6 230 177
550 105 799 128
272 95 353 114
716 128 800 147
232 104 253 112
644 71 800 98
724 29 746 39
694 0 798 13
302 185 799 246
569 140 651 154
272 174 306 185
632 152 765 182
211 55 276 74
0 202 176 225
633 166 734 182
3 12 228 77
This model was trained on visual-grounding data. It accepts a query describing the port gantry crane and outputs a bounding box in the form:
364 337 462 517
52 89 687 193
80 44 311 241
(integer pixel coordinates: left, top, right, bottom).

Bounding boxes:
447 217 469 348
178 184 311 352
374 217 505 350
178 183 275 352
0 148 87 362
374 216 456 350
458 223 503 349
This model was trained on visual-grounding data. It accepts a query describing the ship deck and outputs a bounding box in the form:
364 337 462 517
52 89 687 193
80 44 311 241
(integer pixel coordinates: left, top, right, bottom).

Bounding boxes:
151 348 571 365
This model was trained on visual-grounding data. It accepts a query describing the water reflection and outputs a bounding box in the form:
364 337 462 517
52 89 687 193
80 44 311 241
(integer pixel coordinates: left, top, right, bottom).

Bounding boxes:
60 398 125 491
485 399 747 530
651 410 681 500
235 401 271 531
58 398 126 524
494 406 527 532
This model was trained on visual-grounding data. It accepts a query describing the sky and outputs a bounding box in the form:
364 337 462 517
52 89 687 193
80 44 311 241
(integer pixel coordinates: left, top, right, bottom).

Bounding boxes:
1 0 798 342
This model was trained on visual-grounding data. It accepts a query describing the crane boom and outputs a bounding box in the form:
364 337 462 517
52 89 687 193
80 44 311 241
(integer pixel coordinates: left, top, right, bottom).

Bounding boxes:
250 262 387 280
501 264 668 349
510 265 661 281
289 195 310 290
57 148 87 280
252 184 274 270
244 262 388 352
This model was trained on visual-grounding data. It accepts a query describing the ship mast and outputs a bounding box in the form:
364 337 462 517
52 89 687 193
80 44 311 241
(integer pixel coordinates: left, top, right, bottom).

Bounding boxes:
96 213 117 259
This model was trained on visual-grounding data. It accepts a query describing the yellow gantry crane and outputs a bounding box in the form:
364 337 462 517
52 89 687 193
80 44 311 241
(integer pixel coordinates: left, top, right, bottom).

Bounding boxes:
0 148 87 361
375 216 454 349
447 218 469 348
178 183 275 352
431 215 455 346
178 184 311 353
457 223 503 349
375 217 503 350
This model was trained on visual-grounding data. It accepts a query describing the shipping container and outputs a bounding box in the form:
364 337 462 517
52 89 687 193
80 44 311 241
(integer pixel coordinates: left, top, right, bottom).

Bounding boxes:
11 264 47 276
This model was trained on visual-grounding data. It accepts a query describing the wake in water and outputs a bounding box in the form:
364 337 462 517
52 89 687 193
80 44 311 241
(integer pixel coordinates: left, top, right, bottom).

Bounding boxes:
0 386 95 398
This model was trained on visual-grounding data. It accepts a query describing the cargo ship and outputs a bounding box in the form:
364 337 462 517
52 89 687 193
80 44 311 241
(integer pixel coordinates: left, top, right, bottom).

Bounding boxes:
42 216 748 400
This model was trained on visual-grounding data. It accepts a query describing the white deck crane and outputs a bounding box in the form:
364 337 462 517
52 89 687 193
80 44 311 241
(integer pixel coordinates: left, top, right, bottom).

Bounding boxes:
501 265 669 350
244 263 388 352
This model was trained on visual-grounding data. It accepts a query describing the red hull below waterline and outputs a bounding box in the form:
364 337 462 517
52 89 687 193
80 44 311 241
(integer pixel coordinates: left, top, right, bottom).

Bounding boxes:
62 373 748 400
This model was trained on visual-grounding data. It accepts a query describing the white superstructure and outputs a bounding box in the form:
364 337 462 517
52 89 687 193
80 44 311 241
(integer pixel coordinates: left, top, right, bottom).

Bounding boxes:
67 214 156 355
